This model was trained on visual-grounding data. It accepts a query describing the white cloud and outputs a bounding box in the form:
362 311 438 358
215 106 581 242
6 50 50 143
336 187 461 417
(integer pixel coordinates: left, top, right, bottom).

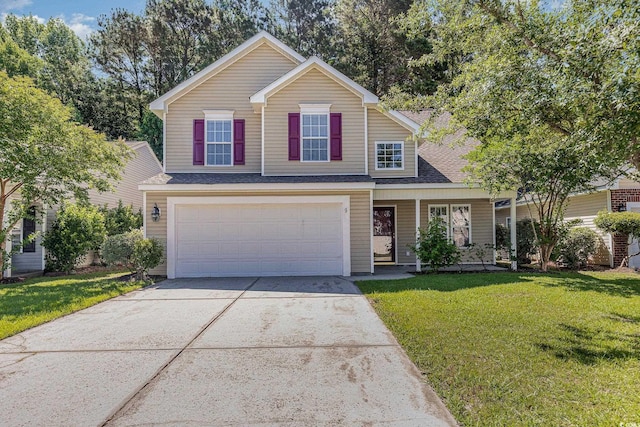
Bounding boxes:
65 13 96 40
0 0 32 14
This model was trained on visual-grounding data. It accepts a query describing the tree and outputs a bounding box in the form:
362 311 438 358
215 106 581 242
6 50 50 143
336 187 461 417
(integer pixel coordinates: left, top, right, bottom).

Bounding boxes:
334 0 435 95
0 25 43 79
595 211 640 268
0 72 131 278
269 0 336 59
395 0 637 270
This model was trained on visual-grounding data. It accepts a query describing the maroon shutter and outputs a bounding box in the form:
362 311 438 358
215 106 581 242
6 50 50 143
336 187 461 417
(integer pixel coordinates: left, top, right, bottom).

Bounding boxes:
330 113 342 161
233 119 245 165
288 113 300 161
193 119 205 165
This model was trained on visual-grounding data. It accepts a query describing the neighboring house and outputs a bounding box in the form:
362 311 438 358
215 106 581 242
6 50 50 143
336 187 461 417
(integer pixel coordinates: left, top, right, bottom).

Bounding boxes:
495 177 640 268
143 31 516 278
7 141 162 277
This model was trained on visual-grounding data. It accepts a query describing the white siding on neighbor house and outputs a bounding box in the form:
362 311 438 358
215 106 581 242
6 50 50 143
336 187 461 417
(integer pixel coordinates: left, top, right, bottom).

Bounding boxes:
165 43 298 173
508 191 612 265
368 109 415 178
618 178 640 189
89 144 162 211
263 68 366 175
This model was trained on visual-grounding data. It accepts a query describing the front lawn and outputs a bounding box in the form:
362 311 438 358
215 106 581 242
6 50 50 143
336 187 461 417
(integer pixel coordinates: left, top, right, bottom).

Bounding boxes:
0 271 146 340
358 271 640 426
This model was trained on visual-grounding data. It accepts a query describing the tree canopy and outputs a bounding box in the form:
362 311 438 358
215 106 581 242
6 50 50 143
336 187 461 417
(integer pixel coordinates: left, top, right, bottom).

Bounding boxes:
0 71 131 277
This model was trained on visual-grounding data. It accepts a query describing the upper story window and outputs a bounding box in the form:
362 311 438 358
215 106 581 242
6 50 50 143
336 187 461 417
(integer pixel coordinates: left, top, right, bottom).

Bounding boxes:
300 104 330 162
375 141 404 170
204 110 233 166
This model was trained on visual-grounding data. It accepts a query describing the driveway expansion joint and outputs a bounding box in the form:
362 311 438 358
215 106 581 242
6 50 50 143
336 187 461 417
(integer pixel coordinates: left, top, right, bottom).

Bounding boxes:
98 277 260 427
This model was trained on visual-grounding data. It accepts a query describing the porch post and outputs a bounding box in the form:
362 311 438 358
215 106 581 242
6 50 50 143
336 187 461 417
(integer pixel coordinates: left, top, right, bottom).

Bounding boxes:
415 199 421 272
510 196 517 270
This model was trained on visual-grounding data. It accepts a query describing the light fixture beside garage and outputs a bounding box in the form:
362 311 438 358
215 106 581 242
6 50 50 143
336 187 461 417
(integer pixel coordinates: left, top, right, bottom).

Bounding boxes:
151 203 161 222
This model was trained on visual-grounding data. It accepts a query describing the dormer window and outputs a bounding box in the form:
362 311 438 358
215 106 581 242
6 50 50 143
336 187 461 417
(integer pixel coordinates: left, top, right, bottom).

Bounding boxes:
300 104 331 162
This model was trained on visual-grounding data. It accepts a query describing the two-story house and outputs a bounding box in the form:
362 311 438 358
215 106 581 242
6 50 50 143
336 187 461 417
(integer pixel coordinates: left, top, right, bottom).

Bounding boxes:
143 32 517 278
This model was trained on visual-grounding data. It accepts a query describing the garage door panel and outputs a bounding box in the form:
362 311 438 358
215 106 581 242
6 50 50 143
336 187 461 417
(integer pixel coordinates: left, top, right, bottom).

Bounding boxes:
174 202 345 277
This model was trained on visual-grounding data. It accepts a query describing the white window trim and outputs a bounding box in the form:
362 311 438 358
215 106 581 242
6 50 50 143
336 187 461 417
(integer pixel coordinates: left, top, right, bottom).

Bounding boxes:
374 141 405 171
428 204 450 240
451 204 472 247
428 204 473 246
203 110 234 167
300 104 331 163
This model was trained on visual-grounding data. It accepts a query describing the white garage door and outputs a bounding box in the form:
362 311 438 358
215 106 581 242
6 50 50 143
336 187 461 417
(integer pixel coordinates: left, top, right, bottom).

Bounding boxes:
173 202 345 277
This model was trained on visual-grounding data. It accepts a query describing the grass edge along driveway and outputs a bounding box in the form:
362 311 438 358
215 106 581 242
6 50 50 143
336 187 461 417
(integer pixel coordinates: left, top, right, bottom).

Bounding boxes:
358 271 640 426
0 271 145 340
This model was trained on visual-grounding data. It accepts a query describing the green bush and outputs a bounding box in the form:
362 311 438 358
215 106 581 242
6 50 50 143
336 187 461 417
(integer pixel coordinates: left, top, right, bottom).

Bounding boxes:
99 200 143 236
411 217 461 273
555 227 601 269
495 223 510 251
516 218 539 265
42 204 106 273
131 237 163 280
101 229 143 269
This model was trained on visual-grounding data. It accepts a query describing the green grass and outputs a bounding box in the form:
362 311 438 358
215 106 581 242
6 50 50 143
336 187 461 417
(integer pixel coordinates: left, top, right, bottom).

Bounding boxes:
358 271 640 426
0 271 146 340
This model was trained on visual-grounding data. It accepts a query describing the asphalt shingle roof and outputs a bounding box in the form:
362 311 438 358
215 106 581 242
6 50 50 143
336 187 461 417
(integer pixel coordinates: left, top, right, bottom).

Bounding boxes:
141 173 375 185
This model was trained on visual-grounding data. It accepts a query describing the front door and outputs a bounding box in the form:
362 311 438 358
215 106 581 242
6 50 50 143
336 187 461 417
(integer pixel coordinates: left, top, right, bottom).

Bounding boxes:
373 207 395 263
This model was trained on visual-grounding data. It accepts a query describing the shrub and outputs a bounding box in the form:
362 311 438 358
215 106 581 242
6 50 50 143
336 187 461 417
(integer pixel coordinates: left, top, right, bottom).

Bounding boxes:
516 218 539 265
466 243 494 270
99 200 143 236
42 204 106 274
131 237 163 280
101 229 143 269
411 217 461 273
495 223 510 251
555 227 600 269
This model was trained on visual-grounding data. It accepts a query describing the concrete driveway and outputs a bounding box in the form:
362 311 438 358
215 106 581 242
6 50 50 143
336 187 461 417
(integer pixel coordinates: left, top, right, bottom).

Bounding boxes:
0 277 456 426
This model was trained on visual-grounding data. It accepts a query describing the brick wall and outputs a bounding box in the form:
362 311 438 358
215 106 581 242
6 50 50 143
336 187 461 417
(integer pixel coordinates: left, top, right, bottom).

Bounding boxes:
610 189 640 266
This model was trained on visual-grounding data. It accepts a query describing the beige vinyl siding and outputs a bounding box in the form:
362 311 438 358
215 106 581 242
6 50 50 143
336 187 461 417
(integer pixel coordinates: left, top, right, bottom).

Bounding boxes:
89 145 162 211
495 207 510 227
263 68 366 175
165 43 297 173
617 177 640 189
368 109 415 178
420 199 494 263
145 190 372 276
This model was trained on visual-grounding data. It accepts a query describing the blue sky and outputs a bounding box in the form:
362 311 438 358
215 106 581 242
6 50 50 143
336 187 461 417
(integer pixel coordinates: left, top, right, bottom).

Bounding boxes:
0 0 147 40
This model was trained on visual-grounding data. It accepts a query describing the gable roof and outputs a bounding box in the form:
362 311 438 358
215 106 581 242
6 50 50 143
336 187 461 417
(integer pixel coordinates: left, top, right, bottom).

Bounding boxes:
250 56 379 107
250 56 419 134
149 31 305 115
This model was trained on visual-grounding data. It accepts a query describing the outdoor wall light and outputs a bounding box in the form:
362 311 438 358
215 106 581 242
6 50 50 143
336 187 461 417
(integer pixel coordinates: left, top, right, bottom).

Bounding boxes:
151 203 161 222
617 203 627 212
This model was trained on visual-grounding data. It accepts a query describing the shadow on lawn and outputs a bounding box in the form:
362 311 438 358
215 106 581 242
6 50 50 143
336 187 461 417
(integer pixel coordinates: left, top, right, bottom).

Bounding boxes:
0 277 132 318
540 272 640 298
359 271 640 298
537 321 640 365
